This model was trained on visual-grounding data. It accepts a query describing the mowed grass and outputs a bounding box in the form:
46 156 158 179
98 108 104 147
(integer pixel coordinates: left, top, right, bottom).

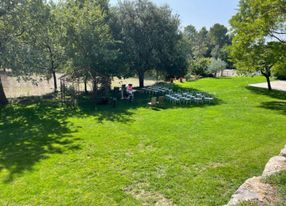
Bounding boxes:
0 76 286 205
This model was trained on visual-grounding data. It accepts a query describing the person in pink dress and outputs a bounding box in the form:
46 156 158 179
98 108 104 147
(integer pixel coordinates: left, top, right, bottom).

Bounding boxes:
127 84 134 101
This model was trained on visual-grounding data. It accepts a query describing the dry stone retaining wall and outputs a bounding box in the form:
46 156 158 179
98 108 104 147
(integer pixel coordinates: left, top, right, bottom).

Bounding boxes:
226 145 286 206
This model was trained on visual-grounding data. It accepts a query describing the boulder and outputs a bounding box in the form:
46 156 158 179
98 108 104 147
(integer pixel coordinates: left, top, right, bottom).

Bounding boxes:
226 177 276 206
262 156 286 177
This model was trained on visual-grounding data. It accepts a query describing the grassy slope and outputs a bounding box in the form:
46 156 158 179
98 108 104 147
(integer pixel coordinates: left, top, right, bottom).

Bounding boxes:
0 77 286 205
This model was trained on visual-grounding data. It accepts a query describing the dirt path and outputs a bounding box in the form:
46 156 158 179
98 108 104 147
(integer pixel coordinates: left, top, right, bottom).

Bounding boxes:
0 73 156 98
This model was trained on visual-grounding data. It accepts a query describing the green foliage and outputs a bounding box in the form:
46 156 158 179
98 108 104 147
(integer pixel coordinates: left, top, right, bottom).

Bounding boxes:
0 1 67 92
208 58 227 75
189 57 211 77
193 27 210 58
0 0 190 101
0 1 48 104
183 25 197 59
229 0 286 87
273 56 286 80
160 35 189 80
62 0 121 96
230 0 285 44
183 23 232 72
114 0 182 86
0 1 40 73
208 24 230 49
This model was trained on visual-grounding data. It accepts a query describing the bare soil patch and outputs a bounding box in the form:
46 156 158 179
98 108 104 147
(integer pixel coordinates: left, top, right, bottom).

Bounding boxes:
0 73 156 98
125 183 176 206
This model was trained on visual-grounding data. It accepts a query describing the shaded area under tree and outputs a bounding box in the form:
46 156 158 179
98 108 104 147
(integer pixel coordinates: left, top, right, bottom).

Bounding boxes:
0 99 81 182
0 85 220 182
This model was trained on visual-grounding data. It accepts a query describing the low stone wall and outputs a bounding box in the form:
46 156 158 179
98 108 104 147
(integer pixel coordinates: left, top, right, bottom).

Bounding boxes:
226 145 286 206
216 69 237 77
0 73 56 98
0 72 156 98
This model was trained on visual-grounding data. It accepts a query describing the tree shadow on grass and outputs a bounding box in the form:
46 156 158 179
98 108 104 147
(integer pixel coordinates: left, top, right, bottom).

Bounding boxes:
246 86 286 100
0 100 81 183
260 101 286 116
76 95 139 124
246 86 286 116
0 85 221 181
75 85 222 123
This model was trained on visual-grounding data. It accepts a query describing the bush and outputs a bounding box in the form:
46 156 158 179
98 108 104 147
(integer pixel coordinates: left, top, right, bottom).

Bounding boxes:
189 57 211 77
273 65 286 80
207 58 227 76
266 54 286 80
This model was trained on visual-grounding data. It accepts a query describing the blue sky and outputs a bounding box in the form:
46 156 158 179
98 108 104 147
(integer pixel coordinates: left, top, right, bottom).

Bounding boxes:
110 0 239 30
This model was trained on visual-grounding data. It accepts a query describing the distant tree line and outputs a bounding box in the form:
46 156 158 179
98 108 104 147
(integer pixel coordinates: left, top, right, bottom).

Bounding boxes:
182 24 232 78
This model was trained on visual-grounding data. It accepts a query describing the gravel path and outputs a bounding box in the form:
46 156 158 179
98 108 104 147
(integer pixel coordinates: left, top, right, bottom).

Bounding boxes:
249 80 286 92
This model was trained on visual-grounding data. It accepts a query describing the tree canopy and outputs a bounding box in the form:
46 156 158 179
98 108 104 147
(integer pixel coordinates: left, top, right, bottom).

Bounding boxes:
0 0 235 105
113 0 182 87
183 23 231 77
229 0 286 89
62 0 121 96
0 0 41 105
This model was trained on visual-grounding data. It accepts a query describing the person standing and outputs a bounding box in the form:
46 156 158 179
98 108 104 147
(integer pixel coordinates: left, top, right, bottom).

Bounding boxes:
127 84 134 101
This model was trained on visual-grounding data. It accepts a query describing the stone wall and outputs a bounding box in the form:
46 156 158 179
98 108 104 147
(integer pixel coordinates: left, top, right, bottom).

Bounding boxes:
0 72 156 98
0 72 56 98
226 145 286 206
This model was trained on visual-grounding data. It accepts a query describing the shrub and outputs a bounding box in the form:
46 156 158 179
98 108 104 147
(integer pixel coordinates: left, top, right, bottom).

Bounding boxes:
208 58 227 76
273 60 286 80
189 57 211 77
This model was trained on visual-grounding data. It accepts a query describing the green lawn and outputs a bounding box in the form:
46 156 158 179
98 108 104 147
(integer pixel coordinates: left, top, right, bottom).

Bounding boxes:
0 77 286 205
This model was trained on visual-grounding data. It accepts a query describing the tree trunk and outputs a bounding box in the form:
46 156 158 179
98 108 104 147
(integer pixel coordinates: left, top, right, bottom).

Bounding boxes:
47 45 57 93
84 77 88 93
138 71 145 88
52 70 57 93
0 76 8 105
265 75 272 91
261 67 272 91
102 76 111 97
92 78 98 100
156 70 159 82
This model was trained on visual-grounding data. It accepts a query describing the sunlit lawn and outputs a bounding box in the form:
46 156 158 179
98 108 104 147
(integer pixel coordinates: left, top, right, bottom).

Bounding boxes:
0 76 286 205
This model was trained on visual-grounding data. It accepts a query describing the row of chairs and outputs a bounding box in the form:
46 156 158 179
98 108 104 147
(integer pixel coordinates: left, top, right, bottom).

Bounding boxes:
143 85 215 105
165 93 214 104
143 86 172 95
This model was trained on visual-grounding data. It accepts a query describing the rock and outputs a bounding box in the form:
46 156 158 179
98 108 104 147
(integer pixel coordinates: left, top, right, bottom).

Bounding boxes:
226 146 286 206
280 145 286 157
262 156 286 177
226 177 277 206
